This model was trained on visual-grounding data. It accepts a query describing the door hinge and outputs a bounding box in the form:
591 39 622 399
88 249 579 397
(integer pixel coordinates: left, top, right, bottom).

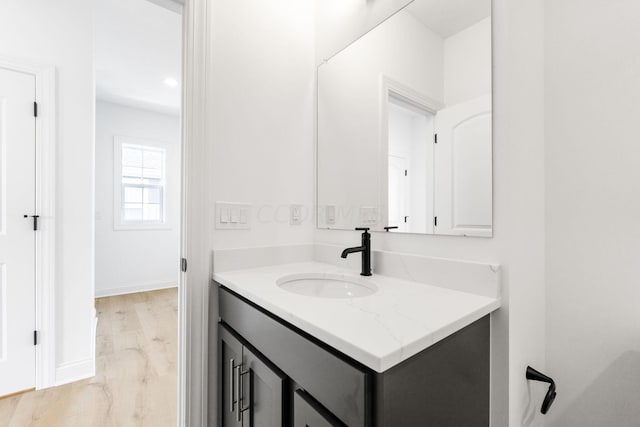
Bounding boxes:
434 216 438 227
33 330 39 346
181 258 187 273
434 133 438 144
33 101 38 118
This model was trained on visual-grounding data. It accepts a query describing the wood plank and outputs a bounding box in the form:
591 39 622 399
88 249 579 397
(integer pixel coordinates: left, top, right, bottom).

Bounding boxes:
0 388 35 400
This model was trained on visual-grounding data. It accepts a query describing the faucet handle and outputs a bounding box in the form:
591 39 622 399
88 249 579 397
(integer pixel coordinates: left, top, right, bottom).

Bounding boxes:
355 227 371 238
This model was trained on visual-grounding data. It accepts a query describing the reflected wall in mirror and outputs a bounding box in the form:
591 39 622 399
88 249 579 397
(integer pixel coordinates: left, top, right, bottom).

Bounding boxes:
317 0 492 237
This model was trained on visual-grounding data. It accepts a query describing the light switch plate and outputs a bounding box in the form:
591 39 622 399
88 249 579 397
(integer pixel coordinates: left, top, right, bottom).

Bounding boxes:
359 206 378 226
216 202 251 230
290 204 302 226
326 205 336 225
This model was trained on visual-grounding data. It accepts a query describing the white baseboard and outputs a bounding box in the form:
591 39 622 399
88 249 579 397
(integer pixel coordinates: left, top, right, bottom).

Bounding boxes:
95 281 178 298
55 357 95 387
54 310 98 387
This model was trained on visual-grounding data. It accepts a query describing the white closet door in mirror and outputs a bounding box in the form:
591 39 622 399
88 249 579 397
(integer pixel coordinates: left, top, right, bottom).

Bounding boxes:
434 95 492 236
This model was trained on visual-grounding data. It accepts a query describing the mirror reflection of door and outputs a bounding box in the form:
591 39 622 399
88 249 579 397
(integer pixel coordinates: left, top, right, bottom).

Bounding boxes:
434 95 492 236
387 95 434 234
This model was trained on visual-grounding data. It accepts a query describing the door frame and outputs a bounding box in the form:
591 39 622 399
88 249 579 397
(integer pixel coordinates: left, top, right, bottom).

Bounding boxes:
179 0 212 425
0 57 57 390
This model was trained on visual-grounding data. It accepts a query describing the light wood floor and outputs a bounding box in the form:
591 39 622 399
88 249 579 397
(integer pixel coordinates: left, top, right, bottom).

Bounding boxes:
0 288 178 427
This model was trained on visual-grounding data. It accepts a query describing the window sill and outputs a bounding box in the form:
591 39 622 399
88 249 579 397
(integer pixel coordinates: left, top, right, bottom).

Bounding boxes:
113 222 173 231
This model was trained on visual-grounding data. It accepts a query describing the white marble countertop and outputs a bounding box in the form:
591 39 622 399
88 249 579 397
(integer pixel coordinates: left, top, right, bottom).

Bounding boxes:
214 261 500 372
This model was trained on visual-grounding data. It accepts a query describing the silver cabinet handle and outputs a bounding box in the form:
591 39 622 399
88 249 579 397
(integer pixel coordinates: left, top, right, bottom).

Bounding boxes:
234 363 241 421
229 358 236 414
230 357 250 423
238 366 251 422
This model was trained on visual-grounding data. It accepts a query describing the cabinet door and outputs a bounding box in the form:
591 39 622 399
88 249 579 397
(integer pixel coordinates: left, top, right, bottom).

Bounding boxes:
294 390 345 427
220 326 243 427
241 346 287 427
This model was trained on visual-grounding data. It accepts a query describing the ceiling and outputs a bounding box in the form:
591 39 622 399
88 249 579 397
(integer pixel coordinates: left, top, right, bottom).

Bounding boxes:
406 0 491 38
95 0 182 115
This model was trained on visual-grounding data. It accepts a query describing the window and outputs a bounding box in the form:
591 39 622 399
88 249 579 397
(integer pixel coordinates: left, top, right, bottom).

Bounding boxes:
115 139 167 227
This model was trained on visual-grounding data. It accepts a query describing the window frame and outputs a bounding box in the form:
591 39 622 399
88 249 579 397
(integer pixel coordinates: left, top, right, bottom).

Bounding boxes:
113 136 170 230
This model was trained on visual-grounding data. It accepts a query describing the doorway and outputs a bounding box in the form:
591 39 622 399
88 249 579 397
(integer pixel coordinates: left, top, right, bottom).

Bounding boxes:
0 0 194 424
93 0 182 424
387 94 435 234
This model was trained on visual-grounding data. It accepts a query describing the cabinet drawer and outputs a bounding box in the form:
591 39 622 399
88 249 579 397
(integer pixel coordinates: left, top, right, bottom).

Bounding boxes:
219 286 371 427
294 390 345 427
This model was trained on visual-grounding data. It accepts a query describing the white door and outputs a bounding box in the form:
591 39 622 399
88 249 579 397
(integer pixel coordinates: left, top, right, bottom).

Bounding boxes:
434 95 492 236
388 155 409 231
0 67 36 397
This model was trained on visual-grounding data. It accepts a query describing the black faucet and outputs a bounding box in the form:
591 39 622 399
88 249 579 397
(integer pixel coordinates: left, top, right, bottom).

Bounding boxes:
341 227 372 276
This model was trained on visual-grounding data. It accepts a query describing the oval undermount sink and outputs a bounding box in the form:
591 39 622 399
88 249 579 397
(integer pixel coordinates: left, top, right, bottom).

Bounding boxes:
276 273 378 299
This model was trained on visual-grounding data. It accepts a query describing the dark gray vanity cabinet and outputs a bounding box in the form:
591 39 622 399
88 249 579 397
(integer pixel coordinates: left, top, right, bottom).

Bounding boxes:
220 325 288 427
218 284 490 427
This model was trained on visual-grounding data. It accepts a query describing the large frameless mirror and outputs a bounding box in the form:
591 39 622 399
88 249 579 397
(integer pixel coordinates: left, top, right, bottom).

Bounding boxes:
317 0 492 237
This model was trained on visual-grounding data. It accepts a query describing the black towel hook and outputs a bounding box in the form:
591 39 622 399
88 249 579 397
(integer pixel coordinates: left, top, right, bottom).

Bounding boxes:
526 366 557 414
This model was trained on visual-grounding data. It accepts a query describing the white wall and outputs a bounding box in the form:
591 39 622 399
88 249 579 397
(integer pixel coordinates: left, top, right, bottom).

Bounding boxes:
207 0 316 251
315 0 413 62
206 0 315 422
444 17 492 106
315 0 546 425
94 101 180 297
545 1 640 425
0 0 95 381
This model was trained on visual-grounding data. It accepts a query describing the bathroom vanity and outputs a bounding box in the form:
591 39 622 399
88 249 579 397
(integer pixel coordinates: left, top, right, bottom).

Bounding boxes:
214 258 500 427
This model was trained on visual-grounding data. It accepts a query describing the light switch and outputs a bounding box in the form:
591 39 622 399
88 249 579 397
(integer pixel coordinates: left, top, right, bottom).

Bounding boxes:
326 205 336 225
290 204 302 226
230 207 240 223
220 207 230 223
